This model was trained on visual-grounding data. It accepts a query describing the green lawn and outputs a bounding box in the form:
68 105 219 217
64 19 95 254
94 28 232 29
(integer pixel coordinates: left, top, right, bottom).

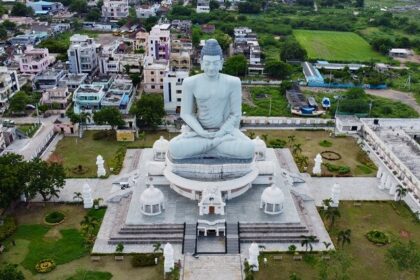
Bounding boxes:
16 123 41 138
51 130 178 178
0 204 163 279
255 201 420 280
294 30 386 62
242 87 291 117
247 130 377 176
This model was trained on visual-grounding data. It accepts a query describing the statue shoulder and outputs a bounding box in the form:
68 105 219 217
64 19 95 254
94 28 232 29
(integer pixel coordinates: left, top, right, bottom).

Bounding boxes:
220 74 241 87
183 74 204 87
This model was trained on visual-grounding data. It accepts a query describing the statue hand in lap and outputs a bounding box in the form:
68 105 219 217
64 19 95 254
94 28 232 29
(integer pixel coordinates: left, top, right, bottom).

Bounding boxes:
169 39 254 160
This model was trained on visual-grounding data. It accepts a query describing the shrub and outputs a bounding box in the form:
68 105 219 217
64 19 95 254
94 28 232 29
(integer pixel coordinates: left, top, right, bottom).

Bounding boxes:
44 211 65 224
324 163 340 172
319 140 333 147
0 216 17 242
92 130 116 140
131 253 161 267
338 165 351 174
288 244 297 254
366 230 390 245
111 146 126 174
35 259 56 273
268 138 287 148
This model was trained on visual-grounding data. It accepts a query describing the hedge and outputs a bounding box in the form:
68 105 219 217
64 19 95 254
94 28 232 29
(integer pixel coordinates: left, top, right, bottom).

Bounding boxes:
131 253 161 267
0 216 17 242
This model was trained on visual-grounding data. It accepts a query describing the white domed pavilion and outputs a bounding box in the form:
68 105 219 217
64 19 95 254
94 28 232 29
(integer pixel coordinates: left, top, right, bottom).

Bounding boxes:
140 185 165 215
252 136 266 161
153 136 169 161
260 184 284 215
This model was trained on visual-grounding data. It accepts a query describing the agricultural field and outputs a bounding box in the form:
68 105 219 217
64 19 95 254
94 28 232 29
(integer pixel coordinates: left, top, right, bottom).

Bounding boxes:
293 30 386 62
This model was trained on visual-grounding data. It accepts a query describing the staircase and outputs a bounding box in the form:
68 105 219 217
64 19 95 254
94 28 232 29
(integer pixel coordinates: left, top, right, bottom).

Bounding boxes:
239 223 318 243
108 224 184 245
183 223 197 254
226 223 240 254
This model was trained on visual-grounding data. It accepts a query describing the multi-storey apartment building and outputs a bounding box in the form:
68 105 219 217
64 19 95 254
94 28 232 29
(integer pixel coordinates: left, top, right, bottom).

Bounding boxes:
33 68 65 90
67 34 100 75
143 56 168 93
148 24 171 61
0 67 20 113
163 70 188 114
19 46 55 74
102 0 129 20
73 84 105 114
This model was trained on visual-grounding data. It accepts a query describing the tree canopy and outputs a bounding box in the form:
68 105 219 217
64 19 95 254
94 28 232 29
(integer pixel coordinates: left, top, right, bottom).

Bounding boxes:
130 94 165 129
0 264 24 280
223 54 247 77
93 107 125 130
280 39 307 62
264 60 292 79
11 3 34 17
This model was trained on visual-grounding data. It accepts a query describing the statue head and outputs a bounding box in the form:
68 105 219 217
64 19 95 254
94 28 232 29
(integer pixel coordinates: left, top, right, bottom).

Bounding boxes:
200 39 224 78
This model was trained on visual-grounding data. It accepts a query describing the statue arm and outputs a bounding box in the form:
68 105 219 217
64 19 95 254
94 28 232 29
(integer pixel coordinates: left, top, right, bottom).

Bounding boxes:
180 79 210 137
218 77 241 134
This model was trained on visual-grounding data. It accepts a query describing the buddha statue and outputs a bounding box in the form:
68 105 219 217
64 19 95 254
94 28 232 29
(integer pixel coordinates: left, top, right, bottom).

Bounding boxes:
169 39 254 160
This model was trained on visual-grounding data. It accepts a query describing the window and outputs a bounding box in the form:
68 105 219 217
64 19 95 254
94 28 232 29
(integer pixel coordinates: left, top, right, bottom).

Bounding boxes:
176 90 182 94
151 78 154 82
177 98 181 102
151 71 154 75
160 85 163 89
151 85 155 89
160 79 163 82
160 71 164 75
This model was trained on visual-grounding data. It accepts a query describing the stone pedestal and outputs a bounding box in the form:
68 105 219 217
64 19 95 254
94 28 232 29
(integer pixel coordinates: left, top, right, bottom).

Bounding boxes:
331 183 340 207
96 155 106 177
164 242 174 273
312 153 322 176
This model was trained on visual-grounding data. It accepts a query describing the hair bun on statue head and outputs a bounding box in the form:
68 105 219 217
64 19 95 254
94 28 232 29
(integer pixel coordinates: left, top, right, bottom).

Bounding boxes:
200 39 223 59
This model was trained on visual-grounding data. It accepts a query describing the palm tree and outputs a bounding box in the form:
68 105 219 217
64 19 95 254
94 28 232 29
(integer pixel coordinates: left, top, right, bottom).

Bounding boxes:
73 192 83 202
337 229 351 248
395 185 407 202
296 155 309 170
322 207 341 230
153 242 163 253
322 198 333 210
287 135 296 147
292 143 302 155
261 134 268 143
80 216 99 236
300 235 317 252
322 241 332 250
248 132 256 139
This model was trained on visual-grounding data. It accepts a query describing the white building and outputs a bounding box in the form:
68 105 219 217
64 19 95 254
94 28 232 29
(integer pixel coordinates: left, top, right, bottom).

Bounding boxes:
143 56 168 93
67 34 100 75
73 84 105 114
163 70 188 114
102 0 129 20
196 0 210 13
389 48 413 58
99 40 144 74
148 24 171 61
0 67 20 113
136 4 159 18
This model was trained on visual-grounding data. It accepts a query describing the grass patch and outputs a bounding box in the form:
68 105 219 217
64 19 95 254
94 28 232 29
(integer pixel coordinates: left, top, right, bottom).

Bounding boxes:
242 87 291 117
294 30 386 62
66 270 113 280
256 201 420 279
14 225 88 274
319 140 333 147
248 130 376 176
16 123 41 138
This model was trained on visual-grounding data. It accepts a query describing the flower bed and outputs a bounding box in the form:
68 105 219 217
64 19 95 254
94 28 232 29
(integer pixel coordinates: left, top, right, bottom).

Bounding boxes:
366 230 390 245
44 211 65 224
320 151 342 160
35 259 56 273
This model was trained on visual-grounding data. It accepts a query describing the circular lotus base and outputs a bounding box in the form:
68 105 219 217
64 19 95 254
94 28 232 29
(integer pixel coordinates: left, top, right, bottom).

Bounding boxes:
163 164 259 201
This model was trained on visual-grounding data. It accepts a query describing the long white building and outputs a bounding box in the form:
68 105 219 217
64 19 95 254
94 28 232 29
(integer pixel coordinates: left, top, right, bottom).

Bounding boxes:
163 70 188 114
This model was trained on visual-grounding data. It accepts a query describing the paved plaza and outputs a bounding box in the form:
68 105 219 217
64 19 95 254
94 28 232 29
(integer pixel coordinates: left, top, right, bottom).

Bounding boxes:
183 255 242 280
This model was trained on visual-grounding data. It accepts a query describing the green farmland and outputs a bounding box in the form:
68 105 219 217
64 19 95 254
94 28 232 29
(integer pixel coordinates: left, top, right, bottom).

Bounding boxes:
294 30 386 62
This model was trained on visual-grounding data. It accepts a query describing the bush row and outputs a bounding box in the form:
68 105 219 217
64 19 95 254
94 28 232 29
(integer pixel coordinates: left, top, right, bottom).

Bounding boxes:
324 163 351 174
0 216 17 242
131 253 162 267
111 147 126 175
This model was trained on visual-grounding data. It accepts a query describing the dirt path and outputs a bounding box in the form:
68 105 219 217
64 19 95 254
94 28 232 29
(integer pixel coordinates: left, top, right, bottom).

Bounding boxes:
365 89 420 114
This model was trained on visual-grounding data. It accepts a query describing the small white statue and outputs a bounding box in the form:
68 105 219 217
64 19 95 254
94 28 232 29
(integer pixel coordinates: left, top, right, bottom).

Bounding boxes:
312 153 323 176
96 155 106 177
248 242 260 271
83 183 93 208
331 183 341 207
163 242 174 273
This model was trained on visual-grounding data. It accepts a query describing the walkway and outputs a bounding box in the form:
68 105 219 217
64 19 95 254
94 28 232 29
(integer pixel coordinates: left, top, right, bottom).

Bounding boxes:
365 89 420 114
183 255 242 280
303 177 392 206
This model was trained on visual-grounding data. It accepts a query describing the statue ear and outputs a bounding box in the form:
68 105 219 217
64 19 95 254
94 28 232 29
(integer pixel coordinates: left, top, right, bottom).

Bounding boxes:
219 58 224 71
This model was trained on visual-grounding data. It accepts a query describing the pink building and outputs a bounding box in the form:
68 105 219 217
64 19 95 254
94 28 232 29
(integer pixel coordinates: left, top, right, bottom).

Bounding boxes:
41 86 70 114
19 46 55 74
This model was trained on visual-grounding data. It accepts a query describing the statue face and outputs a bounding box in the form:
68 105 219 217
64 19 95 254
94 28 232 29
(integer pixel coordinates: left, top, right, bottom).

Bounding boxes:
201 55 224 78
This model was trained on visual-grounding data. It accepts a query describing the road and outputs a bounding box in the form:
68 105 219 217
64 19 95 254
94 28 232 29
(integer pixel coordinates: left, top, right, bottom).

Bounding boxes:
365 89 420 114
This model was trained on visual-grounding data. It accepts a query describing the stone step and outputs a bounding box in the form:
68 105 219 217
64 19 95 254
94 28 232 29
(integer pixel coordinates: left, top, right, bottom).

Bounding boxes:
119 229 184 234
240 228 309 233
109 239 183 245
240 232 315 238
183 223 197 254
121 224 184 230
112 233 184 239
240 223 306 229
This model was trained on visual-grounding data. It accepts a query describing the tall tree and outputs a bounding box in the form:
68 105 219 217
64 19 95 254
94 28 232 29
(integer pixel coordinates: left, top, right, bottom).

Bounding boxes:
264 60 292 79
9 91 28 113
11 3 34 17
130 94 165 129
0 153 27 209
93 107 125 130
209 0 220 10
280 39 307 62
337 229 351 248
25 158 65 201
223 54 247 77
0 264 25 280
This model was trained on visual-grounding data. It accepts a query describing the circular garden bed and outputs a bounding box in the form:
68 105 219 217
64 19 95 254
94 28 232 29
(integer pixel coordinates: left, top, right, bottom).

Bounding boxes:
321 151 342 161
366 230 390 245
44 211 65 225
36 259 56 273
71 165 89 175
